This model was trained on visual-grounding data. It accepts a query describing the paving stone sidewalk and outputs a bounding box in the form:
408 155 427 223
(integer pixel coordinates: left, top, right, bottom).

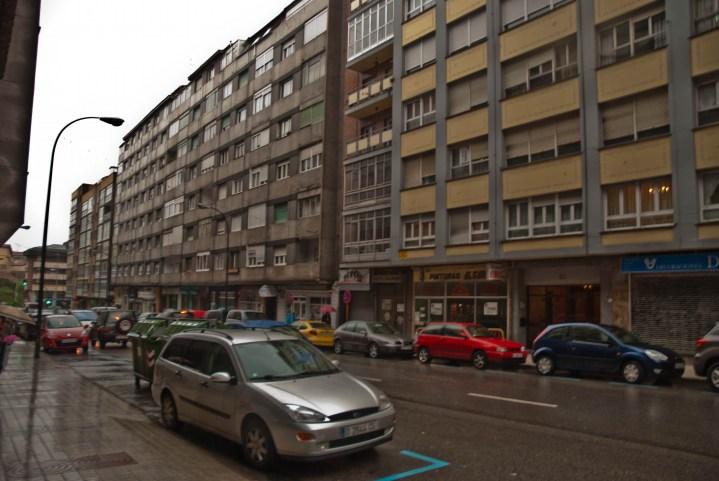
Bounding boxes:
0 342 253 481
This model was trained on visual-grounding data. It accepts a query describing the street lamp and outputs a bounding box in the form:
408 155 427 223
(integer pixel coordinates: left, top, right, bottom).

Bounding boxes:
198 203 230 313
35 116 124 358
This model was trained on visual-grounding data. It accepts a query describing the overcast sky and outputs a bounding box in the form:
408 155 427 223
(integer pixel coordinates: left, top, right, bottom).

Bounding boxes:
8 0 290 252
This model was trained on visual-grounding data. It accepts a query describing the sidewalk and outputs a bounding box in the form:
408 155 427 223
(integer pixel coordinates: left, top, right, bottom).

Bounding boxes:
0 342 253 481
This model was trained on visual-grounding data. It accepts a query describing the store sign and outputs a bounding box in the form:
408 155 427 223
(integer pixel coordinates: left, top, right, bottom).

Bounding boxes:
621 252 719 273
337 268 371 291
415 265 506 282
258 285 278 298
138 290 155 301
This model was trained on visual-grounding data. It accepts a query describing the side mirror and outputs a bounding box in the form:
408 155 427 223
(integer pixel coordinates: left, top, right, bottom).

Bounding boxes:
331 359 340 367
210 372 233 384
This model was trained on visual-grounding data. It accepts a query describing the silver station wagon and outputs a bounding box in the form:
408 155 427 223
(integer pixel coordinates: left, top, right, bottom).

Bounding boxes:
151 329 396 469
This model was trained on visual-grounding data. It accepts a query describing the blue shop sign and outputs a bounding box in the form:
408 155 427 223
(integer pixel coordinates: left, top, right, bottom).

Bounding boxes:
621 252 719 273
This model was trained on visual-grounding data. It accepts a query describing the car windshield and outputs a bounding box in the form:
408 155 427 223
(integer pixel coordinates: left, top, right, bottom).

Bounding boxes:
234 340 339 382
244 311 265 320
465 325 494 338
603 325 642 345
47 317 81 329
309 322 330 329
367 322 396 335
71 311 96 321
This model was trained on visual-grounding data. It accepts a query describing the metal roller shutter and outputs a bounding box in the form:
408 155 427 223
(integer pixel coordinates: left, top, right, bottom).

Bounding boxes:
631 275 719 354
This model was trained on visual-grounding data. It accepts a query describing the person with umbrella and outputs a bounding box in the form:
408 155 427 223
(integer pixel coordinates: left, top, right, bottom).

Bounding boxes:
320 304 335 325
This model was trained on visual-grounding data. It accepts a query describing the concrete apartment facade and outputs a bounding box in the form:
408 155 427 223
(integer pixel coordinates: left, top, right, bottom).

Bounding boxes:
66 173 116 307
112 0 346 321
22 245 68 307
340 0 719 353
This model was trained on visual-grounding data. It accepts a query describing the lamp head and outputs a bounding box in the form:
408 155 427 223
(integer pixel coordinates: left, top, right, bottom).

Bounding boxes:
99 117 124 127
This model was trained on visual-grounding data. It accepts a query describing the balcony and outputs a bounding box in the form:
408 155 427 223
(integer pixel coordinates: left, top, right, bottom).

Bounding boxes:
348 0 395 72
346 128 393 158
501 78 580 129
597 48 668 103
502 155 582 200
346 74 393 119
342 241 391 264
691 28 719 77
600 137 671 185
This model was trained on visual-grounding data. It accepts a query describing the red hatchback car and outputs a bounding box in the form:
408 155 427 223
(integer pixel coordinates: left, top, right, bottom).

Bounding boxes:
415 322 527 369
42 315 89 353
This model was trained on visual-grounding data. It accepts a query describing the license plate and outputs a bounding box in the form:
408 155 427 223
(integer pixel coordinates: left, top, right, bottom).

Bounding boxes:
675 362 684 369
401 345 413 350
61 339 77 344
341 420 379 438
512 353 524 358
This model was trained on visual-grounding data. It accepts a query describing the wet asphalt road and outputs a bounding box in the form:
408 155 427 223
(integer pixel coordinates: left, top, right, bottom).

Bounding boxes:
57 345 719 481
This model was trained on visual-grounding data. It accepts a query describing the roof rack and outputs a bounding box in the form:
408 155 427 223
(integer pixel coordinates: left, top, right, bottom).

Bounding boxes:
182 328 234 341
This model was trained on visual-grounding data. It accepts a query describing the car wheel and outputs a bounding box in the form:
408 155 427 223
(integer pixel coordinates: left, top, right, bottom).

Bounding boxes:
161 392 182 431
368 343 380 359
333 339 343 354
535 355 555 376
242 417 277 470
622 360 645 384
708 362 719 393
417 347 431 364
472 350 488 370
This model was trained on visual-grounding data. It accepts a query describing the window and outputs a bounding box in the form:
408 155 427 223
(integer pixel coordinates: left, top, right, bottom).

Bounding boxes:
403 214 435 248
303 54 326 85
304 9 328 44
348 0 395 60
507 193 583 239
247 245 265 267
298 195 321 218
505 115 581 166
503 40 577 97
238 69 249 87
203 122 217 143
300 143 323 172
448 74 487 116
230 177 243 195
501 0 569 30
448 9 486 54
165 170 183 191
282 38 295 59
221 114 231 131
276 161 290 180
248 203 267 229
698 78 719 126
299 102 324 128
404 36 436 74
236 106 248 123
279 118 292 138
406 0 435 19
700 171 719 221
449 139 489 179
234 141 245 158
449 206 489 244
402 153 436 188
199 219 213 238
221 46 234 70
281 78 294 98
343 208 391 256
344 153 392 205
251 128 270 151
204 90 219 112
599 10 666 66
164 196 184 219
602 90 669 146
273 246 287 266
222 81 233 99
274 202 289 223
254 84 272 113
196 252 210 272
214 253 226 271
177 140 189 157
255 47 274 75
200 154 215 174
231 213 242 232
249 165 268 189
404 92 435 130
216 219 226 236
218 183 228 200
219 149 229 166
605 178 673 230
695 0 719 33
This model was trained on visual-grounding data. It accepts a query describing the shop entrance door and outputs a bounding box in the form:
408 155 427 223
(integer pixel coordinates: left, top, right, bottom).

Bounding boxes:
526 285 600 345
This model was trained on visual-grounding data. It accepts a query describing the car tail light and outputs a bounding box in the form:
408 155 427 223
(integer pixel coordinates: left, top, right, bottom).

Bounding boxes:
696 338 706 349
309 330 317 336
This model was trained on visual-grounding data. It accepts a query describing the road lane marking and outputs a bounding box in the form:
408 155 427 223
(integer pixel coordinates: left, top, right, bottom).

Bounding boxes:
374 450 449 481
468 392 558 408
358 376 383 383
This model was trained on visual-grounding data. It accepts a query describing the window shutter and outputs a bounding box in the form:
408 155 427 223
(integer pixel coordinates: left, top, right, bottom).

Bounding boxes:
636 90 669 133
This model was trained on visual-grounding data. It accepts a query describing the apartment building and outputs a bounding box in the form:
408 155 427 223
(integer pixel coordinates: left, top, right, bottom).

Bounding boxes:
340 0 719 353
22 245 68 307
66 173 116 307
112 0 345 321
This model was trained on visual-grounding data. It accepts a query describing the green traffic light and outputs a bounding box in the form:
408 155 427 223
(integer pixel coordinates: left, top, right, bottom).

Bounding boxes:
44 298 53 306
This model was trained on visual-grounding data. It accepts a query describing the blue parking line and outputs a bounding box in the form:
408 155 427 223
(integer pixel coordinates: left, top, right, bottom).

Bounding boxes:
374 450 450 481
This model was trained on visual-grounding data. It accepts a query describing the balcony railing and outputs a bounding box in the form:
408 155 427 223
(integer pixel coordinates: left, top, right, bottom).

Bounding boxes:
347 74 393 108
346 128 393 158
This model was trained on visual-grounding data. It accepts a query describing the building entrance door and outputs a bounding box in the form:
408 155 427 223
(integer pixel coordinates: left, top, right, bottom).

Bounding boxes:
527 285 600 345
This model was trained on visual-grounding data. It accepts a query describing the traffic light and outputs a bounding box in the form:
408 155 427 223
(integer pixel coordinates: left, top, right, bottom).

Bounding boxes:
20 279 28 289
44 297 53 307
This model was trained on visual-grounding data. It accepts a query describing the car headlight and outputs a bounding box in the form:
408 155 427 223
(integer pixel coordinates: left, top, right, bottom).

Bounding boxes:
645 349 668 362
496 347 507 353
378 394 393 411
285 404 329 423
520 346 527 352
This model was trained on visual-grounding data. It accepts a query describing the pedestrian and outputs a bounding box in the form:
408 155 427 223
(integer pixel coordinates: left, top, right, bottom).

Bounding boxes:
286 310 295 325
1 318 17 375
321 312 331 325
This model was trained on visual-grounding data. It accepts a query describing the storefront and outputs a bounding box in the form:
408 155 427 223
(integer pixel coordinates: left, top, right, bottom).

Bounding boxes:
623 251 719 354
412 265 508 336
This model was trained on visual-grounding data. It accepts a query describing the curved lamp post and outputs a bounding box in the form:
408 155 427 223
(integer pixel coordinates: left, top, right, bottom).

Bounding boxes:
198 203 230 313
35 116 124 358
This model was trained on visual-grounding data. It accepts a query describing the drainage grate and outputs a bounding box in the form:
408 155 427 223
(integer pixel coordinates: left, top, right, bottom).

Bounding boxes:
5 452 136 478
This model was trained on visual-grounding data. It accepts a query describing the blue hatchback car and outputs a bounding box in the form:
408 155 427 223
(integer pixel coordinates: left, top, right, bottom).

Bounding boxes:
532 323 685 384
